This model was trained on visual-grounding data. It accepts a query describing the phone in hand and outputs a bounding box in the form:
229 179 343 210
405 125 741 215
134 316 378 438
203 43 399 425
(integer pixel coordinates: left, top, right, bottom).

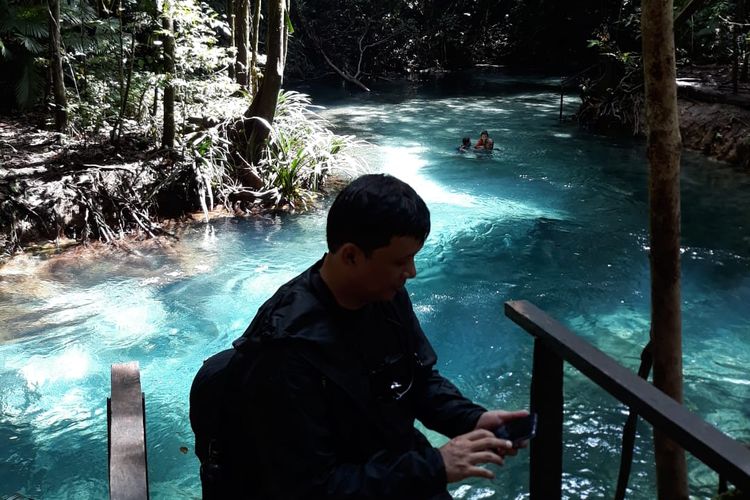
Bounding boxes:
492 413 537 447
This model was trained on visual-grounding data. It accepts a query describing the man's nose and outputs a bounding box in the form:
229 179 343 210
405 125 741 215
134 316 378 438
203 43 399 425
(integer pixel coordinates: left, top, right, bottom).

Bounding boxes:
404 260 417 279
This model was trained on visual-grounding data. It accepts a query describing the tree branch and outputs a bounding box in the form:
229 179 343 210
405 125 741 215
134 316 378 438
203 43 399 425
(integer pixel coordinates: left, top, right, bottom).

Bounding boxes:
319 48 370 91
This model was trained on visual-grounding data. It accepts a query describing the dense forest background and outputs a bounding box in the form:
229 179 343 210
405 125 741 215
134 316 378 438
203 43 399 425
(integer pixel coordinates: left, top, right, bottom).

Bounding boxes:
3 0 748 126
0 0 748 256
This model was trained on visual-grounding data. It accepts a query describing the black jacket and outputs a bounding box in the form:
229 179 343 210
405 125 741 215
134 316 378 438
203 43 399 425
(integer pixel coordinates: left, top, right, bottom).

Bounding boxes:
198 259 486 499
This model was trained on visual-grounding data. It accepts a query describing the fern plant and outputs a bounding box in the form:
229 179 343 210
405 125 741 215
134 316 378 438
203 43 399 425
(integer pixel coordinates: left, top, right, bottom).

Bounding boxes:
0 0 48 108
257 90 365 208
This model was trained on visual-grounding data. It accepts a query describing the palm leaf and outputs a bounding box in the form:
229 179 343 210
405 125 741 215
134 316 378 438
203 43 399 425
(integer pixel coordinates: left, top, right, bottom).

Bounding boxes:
15 58 43 108
64 36 99 55
15 33 45 53
11 8 49 39
61 1 98 26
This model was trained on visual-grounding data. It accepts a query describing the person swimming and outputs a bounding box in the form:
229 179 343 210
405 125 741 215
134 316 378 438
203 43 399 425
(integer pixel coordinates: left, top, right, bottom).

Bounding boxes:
474 131 490 149
457 137 471 152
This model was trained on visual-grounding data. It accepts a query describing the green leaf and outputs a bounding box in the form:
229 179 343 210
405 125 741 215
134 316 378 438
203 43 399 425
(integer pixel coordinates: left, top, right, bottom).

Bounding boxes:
285 11 294 35
18 34 44 54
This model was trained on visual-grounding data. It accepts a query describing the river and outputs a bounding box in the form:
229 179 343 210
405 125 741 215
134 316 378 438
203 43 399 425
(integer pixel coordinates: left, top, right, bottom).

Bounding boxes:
1 74 749 498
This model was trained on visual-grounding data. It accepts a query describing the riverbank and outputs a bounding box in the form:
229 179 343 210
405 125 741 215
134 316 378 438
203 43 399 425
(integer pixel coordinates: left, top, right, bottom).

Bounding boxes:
0 90 360 265
676 65 750 169
1 70 747 265
679 99 750 168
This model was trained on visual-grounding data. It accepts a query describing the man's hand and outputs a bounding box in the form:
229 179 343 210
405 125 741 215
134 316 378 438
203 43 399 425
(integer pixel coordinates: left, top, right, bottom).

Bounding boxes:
475 409 531 454
438 429 512 482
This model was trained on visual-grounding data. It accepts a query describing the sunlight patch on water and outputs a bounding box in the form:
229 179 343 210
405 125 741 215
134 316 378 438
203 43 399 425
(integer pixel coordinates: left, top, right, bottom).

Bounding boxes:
374 145 479 208
721 377 750 386
451 484 497 499
91 286 166 347
36 387 95 432
366 143 566 227
566 307 651 344
18 347 91 387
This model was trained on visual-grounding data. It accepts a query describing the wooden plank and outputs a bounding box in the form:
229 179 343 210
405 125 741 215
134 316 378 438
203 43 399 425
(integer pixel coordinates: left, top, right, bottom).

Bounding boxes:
504 300 750 493
109 362 149 500
530 338 564 500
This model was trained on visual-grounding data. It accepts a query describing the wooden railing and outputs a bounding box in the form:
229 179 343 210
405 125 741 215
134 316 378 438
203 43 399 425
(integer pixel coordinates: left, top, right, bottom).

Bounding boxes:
505 300 750 498
108 362 149 500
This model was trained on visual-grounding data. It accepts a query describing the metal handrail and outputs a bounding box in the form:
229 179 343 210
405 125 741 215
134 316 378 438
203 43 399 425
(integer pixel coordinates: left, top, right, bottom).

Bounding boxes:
505 299 750 497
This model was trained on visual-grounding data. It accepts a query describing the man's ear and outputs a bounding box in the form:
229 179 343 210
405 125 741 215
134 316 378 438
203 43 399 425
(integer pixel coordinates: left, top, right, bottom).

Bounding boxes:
339 243 361 266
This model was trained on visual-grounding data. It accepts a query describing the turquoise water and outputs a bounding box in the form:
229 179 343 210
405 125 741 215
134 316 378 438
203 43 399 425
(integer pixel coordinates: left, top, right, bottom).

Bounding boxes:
2 76 750 499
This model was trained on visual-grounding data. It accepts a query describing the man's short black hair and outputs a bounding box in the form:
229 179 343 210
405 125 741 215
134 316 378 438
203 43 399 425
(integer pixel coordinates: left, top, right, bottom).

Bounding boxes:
327 174 430 255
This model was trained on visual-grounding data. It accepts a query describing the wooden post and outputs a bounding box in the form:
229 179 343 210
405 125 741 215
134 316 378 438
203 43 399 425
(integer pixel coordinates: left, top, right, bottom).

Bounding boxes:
109 362 149 500
641 0 688 497
529 338 563 500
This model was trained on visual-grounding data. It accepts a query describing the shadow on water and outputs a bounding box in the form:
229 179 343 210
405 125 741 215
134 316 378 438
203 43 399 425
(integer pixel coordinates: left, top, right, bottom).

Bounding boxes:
291 69 569 106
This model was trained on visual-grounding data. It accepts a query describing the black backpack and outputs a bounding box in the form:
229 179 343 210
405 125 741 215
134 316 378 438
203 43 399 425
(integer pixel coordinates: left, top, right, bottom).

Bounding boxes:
189 348 251 498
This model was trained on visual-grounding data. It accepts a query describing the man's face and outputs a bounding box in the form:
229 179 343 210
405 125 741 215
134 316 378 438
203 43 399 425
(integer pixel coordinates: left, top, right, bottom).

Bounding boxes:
355 236 423 303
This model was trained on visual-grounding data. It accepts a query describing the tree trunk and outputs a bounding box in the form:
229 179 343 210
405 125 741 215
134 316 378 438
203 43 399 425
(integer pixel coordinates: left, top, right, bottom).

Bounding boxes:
282 0 289 66
49 0 67 132
739 0 748 83
117 0 125 104
242 0 285 167
732 22 739 94
162 0 176 149
161 1 175 149
228 0 235 79
111 35 136 144
250 0 262 92
737 0 750 82
234 0 249 88
641 1 688 499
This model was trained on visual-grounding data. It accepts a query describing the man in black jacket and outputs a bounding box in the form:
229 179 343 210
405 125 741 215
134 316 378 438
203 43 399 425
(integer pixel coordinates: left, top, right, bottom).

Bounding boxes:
190 173 528 499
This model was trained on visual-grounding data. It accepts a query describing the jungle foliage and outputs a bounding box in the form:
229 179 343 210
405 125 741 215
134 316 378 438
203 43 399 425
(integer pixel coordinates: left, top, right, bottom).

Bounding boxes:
577 0 749 134
287 0 623 85
0 0 363 255
287 0 747 135
3 0 746 131
1 0 748 254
